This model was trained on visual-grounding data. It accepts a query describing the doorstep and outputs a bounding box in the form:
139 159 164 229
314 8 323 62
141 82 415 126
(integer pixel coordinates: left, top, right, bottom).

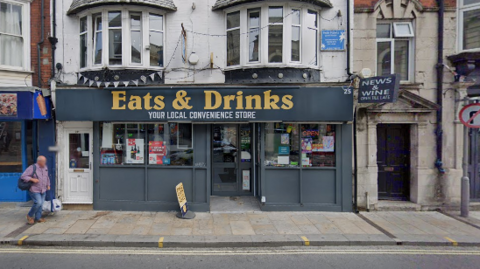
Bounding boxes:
373 200 422 211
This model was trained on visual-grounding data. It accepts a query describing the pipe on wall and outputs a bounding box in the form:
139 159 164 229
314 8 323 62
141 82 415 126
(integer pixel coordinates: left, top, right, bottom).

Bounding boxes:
435 0 445 174
37 0 45 88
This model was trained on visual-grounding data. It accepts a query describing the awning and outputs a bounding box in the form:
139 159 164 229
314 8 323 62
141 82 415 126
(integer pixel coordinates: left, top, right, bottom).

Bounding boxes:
67 0 177 15
212 0 333 10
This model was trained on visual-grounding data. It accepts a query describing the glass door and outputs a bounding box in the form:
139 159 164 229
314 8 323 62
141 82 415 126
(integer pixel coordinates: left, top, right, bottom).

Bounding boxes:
64 129 93 203
212 124 252 195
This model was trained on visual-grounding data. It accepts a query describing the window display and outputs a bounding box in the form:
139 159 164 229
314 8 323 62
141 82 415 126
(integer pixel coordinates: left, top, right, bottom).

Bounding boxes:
300 124 336 167
265 123 336 168
100 123 193 166
265 123 299 167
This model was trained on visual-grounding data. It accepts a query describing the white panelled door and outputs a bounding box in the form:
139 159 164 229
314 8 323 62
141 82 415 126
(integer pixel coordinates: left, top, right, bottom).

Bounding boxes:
64 129 93 204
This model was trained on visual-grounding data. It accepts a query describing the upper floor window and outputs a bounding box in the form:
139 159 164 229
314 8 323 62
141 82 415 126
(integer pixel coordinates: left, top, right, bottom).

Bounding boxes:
0 1 28 70
79 8 164 69
225 4 319 68
376 22 414 81
460 0 480 51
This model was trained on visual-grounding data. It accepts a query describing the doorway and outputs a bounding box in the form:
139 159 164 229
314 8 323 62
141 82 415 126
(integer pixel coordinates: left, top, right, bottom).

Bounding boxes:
377 124 410 200
63 128 93 204
212 124 253 196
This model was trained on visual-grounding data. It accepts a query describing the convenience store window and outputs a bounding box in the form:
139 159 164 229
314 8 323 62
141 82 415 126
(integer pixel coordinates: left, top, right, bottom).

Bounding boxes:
100 123 193 166
264 122 336 167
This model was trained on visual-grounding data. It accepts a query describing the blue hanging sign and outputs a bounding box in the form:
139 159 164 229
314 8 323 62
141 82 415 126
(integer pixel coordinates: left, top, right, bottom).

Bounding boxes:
321 30 346 51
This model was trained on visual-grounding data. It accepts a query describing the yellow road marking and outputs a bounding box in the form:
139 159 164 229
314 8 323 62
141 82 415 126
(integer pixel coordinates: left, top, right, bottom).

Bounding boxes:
444 237 458 246
301 236 310 246
158 237 164 248
17 235 28 246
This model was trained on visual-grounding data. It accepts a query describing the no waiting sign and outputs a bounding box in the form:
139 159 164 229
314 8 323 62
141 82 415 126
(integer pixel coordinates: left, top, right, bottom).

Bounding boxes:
459 103 480 128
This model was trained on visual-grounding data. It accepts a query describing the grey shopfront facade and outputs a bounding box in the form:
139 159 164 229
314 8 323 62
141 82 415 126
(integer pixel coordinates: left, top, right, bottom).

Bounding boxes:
56 86 353 212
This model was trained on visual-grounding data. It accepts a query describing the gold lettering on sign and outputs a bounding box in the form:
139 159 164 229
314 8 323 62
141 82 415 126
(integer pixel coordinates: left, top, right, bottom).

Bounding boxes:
245 95 262 109
143 93 153 110
281 95 294 109
263 90 280 109
172 90 193 110
128 95 142 110
153 96 165 110
204 90 222 109
111 91 126 110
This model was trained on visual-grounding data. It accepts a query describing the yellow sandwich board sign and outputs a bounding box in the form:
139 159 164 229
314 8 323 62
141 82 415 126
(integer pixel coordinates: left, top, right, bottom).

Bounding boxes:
175 183 188 217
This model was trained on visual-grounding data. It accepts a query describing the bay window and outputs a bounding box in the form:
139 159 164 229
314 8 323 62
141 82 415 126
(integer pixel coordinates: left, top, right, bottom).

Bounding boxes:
376 22 414 81
79 8 165 69
225 4 320 68
0 0 28 70
268 7 283 63
460 0 480 51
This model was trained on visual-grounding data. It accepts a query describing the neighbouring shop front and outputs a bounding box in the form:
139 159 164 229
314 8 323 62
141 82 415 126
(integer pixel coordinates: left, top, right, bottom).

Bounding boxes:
55 86 353 212
0 88 54 202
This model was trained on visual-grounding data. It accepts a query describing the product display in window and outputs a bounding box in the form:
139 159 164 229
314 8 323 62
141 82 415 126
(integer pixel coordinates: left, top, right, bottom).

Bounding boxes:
100 123 193 166
265 123 299 167
301 124 335 167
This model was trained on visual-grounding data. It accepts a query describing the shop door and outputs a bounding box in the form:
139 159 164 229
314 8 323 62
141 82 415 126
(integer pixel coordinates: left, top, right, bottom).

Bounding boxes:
377 124 410 200
64 129 93 203
212 124 253 196
469 129 480 201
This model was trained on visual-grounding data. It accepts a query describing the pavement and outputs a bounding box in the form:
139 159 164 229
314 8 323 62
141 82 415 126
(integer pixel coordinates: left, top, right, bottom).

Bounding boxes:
1 203 480 248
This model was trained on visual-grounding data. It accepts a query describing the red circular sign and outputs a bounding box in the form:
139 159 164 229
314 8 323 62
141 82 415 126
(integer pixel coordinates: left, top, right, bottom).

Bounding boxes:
459 103 480 128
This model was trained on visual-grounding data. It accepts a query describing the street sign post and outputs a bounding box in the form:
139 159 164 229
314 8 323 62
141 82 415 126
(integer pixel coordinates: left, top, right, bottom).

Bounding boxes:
458 103 479 218
459 103 480 128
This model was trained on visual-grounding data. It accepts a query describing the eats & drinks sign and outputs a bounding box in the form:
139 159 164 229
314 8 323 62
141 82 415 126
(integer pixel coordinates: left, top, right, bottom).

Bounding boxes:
56 87 353 122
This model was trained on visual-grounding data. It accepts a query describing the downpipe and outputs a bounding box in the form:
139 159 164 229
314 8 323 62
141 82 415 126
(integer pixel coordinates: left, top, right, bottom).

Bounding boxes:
435 0 445 174
37 0 45 88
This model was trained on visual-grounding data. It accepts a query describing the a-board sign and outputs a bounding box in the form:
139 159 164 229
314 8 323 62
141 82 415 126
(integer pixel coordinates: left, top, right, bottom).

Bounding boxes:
459 103 480 128
175 183 188 217
358 74 400 103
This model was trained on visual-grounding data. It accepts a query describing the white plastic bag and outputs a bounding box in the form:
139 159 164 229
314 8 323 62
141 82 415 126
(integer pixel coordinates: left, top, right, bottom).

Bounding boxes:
51 199 62 212
42 199 62 212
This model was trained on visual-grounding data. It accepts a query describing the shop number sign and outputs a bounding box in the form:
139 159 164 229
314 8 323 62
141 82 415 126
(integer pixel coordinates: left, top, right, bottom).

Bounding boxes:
175 183 188 217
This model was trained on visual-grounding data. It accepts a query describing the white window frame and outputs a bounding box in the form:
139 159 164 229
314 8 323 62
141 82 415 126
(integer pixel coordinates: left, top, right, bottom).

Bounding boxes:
224 2 320 70
375 22 415 82
247 8 261 63
458 0 480 52
226 11 241 67
392 22 414 38
78 6 166 71
290 8 302 63
79 17 88 68
0 0 31 72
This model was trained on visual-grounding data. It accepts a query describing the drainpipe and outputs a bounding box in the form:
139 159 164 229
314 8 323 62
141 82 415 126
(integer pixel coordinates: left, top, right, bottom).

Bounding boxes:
37 0 45 88
435 0 445 174
346 0 358 213
49 0 58 78
346 0 353 77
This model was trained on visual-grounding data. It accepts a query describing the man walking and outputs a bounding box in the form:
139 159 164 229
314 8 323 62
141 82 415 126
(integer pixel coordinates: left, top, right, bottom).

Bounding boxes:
21 156 50 225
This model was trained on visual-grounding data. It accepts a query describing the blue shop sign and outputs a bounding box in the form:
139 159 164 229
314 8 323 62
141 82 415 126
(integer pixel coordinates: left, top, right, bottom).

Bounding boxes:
0 90 52 120
321 30 346 51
